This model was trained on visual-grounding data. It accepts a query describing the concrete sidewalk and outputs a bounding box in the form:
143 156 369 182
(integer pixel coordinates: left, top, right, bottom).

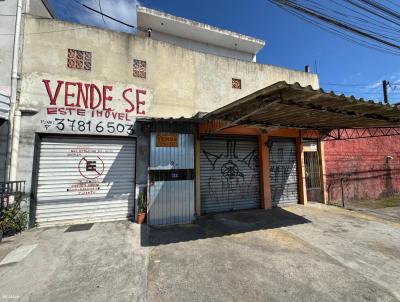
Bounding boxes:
147 204 400 302
1 204 400 302
347 205 400 223
331 197 400 223
286 204 400 300
0 221 150 302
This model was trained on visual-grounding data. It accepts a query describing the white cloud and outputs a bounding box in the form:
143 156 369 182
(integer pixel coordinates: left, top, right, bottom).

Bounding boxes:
368 81 382 89
367 72 400 90
341 71 363 84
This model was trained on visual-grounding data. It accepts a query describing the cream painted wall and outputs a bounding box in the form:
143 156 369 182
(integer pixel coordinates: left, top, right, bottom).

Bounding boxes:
136 29 256 62
20 18 319 120
15 17 320 211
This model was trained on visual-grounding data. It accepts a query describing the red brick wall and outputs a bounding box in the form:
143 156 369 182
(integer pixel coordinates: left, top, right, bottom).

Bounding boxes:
324 136 400 202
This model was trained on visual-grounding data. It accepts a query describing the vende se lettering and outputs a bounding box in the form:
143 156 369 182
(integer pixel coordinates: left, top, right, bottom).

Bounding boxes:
43 79 147 114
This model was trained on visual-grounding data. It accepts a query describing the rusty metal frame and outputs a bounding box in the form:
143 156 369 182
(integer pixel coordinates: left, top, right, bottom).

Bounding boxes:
321 127 400 141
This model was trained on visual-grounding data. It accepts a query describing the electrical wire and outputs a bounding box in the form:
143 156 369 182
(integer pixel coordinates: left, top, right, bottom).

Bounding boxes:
96 0 106 25
0 27 89 36
268 0 400 55
0 0 148 35
71 0 135 28
321 83 379 87
270 2 400 55
283 1 400 47
385 0 400 10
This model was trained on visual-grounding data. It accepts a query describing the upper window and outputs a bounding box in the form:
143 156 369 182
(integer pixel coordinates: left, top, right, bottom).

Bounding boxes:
67 49 92 71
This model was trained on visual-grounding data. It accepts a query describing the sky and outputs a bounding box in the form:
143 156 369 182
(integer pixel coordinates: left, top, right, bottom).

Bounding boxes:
49 0 400 104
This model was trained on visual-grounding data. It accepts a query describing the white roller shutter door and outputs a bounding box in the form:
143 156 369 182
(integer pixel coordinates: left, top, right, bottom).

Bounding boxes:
200 137 261 214
36 136 136 227
269 138 298 205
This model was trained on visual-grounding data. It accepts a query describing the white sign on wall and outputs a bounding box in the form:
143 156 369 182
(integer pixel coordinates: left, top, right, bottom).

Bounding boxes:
34 79 151 136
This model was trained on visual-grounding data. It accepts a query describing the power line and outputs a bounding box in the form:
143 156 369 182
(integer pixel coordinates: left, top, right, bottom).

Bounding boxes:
96 0 106 25
71 0 135 29
323 86 400 93
274 1 400 49
0 12 62 18
271 2 400 55
345 0 400 28
0 0 143 36
360 0 400 22
329 0 400 34
386 0 400 10
321 82 379 87
328 91 384 95
268 0 400 55
0 27 89 36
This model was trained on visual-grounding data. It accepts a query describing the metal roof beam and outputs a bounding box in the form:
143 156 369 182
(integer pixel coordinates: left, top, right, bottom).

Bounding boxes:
321 127 400 140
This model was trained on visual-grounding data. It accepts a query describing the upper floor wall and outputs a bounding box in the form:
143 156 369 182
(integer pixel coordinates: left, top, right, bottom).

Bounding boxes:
19 18 319 122
0 0 19 97
0 0 52 97
137 6 264 62
137 29 257 62
28 0 54 18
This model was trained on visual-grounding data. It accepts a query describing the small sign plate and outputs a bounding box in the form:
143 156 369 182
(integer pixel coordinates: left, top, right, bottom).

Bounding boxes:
156 133 179 147
303 142 318 152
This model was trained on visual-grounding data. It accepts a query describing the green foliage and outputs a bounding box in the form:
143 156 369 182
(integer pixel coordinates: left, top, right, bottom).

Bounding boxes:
350 196 400 209
137 190 147 213
0 207 28 233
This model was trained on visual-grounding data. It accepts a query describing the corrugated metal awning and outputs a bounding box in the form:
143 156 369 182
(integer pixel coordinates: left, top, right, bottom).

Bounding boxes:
204 82 400 130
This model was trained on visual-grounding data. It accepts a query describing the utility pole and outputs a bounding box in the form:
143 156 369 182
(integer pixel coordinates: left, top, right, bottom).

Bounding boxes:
383 80 389 104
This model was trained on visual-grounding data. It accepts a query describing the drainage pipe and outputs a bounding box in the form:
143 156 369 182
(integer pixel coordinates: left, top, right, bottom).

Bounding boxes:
6 0 23 181
340 177 345 208
9 110 21 182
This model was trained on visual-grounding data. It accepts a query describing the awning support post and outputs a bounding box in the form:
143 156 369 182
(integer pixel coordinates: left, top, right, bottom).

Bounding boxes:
259 134 272 209
318 140 328 204
296 134 308 205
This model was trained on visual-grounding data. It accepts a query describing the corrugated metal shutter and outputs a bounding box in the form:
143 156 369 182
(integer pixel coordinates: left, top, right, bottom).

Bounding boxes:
148 133 195 225
200 137 261 214
0 94 10 121
269 138 298 205
36 136 136 227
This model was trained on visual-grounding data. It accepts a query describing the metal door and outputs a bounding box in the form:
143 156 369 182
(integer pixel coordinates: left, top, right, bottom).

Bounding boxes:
36 136 136 227
200 137 260 214
148 133 195 225
269 138 298 205
304 151 322 202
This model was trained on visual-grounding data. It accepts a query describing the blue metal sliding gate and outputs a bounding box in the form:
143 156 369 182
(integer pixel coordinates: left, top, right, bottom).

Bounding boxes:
148 133 195 225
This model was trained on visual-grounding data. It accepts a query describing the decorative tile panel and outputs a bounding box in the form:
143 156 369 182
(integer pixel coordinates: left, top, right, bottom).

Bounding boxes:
133 59 147 79
232 78 241 89
67 49 92 71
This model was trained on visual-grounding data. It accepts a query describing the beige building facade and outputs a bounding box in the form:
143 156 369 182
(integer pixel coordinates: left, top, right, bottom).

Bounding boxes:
11 11 320 226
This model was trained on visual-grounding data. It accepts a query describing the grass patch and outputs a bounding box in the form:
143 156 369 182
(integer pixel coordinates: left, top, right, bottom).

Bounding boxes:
348 196 400 209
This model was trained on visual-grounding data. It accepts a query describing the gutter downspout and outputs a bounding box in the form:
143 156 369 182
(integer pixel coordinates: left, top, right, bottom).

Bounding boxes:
6 0 23 182
9 111 21 181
